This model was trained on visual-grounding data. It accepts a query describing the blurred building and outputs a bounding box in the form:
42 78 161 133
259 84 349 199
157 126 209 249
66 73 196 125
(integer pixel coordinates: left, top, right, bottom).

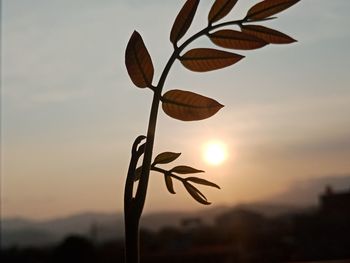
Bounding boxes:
320 185 350 217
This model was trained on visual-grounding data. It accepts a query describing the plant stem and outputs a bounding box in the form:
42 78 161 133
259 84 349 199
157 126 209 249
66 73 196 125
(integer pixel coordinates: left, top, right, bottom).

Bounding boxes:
124 16 264 263
151 166 185 182
124 212 140 263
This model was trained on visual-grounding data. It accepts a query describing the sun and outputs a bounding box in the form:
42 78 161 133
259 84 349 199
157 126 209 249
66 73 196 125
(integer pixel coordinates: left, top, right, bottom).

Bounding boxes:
203 141 227 165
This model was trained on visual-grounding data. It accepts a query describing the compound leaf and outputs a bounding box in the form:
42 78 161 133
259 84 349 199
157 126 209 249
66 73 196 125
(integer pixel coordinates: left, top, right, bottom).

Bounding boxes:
241 24 296 44
170 0 200 45
208 0 238 24
246 0 300 20
125 31 154 88
183 182 211 205
186 177 221 189
164 174 176 194
210 29 267 50
162 89 224 121
170 165 204 174
180 48 244 72
153 152 181 165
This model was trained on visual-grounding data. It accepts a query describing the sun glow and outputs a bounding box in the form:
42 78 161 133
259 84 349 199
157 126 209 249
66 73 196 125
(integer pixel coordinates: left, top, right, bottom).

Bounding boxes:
203 141 227 165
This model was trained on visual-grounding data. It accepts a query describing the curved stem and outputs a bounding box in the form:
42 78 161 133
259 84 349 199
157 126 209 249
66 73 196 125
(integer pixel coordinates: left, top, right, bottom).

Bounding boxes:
124 136 146 209
124 16 256 263
131 25 206 216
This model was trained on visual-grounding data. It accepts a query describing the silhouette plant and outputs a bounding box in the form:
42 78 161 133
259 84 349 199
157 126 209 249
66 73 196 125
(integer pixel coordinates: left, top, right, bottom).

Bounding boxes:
124 0 299 262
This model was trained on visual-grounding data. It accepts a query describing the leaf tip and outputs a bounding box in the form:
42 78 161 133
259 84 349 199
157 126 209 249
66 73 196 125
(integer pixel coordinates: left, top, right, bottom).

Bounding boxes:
170 0 200 44
130 30 140 39
213 184 221 190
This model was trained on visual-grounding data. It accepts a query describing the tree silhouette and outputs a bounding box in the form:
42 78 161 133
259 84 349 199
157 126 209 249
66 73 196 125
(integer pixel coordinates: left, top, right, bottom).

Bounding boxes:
123 0 300 262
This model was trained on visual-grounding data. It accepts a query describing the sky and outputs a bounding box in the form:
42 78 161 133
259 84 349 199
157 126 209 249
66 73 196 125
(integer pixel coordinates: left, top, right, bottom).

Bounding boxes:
1 0 350 220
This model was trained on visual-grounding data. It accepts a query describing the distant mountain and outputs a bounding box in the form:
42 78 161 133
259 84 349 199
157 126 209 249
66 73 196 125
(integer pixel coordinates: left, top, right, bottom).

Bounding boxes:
1 227 58 248
0 207 226 248
235 203 306 218
264 174 350 205
140 205 229 231
0 204 301 248
37 212 123 237
3 175 348 248
1 218 36 231
1 212 124 248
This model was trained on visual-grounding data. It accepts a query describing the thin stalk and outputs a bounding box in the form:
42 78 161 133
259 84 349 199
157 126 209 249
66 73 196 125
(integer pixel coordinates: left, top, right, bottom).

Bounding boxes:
124 16 266 263
151 166 184 182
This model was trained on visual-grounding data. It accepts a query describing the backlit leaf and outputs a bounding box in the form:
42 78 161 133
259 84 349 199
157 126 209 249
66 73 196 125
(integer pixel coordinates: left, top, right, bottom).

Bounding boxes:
246 0 300 20
210 29 267 50
208 0 238 24
183 182 211 205
170 165 204 174
180 48 244 72
241 25 296 44
164 174 176 194
153 152 181 165
125 31 154 88
170 0 200 45
186 177 221 189
162 89 224 121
